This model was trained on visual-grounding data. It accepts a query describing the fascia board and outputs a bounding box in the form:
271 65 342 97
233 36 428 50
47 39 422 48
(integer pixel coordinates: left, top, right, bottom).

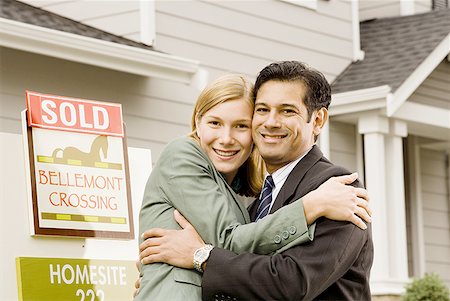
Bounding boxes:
330 85 391 116
0 18 199 83
388 33 450 116
393 101 450 130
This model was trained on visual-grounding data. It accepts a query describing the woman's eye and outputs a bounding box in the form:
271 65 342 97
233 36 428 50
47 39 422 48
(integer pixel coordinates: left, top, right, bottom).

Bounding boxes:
209 121 220 126
236 124 249 129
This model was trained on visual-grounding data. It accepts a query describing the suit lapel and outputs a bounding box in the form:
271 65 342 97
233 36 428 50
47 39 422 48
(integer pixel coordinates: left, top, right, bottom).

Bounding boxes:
269 145 324 213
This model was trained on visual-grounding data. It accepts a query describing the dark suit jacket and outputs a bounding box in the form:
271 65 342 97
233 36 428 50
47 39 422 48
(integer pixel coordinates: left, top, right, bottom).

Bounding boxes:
202 145 374 301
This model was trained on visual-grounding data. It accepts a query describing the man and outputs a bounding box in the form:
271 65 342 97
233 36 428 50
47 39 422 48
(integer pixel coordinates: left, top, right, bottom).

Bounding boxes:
139 61 373 300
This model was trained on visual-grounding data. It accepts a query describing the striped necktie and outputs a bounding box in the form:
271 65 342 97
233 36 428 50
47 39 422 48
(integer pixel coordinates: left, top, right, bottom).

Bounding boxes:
255 175 274 221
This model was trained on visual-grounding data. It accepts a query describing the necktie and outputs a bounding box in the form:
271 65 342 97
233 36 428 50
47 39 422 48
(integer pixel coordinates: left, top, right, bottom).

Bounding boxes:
255 175 274 221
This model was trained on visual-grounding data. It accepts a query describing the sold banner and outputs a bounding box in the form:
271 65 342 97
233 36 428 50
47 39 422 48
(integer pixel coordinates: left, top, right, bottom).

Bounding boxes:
23 91 133 239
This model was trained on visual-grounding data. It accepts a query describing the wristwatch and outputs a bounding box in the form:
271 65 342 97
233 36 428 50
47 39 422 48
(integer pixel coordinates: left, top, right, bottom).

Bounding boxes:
193 244 214 273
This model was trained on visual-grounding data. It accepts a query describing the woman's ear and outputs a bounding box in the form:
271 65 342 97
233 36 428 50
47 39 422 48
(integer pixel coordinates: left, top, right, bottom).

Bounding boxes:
313 107 328 137
195 115 201 137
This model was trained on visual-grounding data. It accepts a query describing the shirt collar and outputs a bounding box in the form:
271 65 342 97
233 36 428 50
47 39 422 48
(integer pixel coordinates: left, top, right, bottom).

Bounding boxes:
270 146 313 189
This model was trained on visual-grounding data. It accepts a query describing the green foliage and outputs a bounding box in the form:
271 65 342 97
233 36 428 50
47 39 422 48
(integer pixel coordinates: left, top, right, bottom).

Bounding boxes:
403 273 450 301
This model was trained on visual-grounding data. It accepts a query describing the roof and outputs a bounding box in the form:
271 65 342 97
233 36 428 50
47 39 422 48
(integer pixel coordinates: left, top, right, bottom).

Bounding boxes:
0 0 153 51
332 8 450 94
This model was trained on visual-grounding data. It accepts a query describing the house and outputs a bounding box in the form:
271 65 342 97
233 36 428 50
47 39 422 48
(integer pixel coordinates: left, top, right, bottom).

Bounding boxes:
0 0 448 300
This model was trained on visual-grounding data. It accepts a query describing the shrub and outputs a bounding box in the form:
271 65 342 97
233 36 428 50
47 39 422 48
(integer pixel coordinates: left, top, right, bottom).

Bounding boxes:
403 273 450 301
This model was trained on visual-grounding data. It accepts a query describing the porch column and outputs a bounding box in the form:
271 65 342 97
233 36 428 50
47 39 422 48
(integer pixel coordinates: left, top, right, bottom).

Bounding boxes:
358 114 391 293
385 120 409 285
359 115 409 295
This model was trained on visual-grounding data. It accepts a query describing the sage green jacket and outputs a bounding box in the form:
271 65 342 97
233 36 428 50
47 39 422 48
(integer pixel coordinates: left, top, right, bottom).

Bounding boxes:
136 137 314 301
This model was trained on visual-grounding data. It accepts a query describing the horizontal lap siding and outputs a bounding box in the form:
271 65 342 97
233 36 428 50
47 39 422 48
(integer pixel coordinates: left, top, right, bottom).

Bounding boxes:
409 61 450 110
359 0 401 21
329 121 357 172
19 0 142 42
155 0 354 82
420 148 450 286
0 47 193 162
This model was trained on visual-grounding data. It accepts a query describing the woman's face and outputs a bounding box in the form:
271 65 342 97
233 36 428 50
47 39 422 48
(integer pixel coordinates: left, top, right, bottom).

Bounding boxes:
196 98 253 184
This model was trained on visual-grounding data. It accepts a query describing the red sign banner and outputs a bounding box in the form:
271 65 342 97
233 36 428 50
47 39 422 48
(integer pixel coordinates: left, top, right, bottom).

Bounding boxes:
26 91 124 137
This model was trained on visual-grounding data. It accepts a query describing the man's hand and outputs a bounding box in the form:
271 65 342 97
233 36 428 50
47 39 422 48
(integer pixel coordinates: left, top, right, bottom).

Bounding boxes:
303 173 372 229
139 210 205 268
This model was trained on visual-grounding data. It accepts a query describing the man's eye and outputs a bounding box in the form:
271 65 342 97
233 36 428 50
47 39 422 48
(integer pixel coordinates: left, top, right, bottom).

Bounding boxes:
255 108 268 113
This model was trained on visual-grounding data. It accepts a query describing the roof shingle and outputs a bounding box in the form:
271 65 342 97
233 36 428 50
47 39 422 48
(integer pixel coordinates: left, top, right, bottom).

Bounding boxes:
0 0 153 51
332 9 450 94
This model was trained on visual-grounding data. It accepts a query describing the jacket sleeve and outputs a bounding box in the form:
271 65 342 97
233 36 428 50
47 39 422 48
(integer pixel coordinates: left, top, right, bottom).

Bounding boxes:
202 218 372 301
158 139 314 255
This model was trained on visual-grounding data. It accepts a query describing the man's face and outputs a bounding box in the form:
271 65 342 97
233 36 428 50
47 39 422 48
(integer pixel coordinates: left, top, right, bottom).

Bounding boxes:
252 80 317 173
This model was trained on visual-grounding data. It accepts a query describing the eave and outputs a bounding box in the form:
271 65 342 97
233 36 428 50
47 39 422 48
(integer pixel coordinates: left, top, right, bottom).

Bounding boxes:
0 18 199 84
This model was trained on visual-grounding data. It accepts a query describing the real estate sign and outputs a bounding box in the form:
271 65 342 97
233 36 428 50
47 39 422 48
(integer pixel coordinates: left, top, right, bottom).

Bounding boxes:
16 257 137 301
23 91 134 239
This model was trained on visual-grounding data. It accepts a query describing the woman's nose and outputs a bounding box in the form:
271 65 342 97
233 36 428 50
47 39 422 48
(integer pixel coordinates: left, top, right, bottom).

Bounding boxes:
219 128 234 144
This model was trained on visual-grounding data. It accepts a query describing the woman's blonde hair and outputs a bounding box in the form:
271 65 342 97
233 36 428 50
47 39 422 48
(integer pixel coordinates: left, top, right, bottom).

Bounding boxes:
189 74 264 197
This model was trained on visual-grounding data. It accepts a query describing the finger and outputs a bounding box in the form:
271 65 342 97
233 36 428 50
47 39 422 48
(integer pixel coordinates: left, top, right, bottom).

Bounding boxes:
350 214 367 230
134 277 141 289
174 210 192 229
354 187 369 201
135 259 142 273
139 245 161 261
139 237 163 252
333 172 358 184
354 205 372 224
141 253 163 265
141 228 169 240
356 197 372 217
133 287 140 298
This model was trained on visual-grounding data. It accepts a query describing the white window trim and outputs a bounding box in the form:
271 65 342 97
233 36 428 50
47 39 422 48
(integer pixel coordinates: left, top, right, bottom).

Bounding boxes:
279 0 318 10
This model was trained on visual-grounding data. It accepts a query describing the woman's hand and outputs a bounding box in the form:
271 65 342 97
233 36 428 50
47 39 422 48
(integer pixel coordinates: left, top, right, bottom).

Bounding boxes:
302 173 372 230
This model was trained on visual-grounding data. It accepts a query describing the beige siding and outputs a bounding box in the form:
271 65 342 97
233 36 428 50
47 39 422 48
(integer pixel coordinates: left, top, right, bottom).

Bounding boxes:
409 60 450 110
0 47 195 162
19 0 355 81
19 0 142 42
420 148 450 286
329 121 358 172
359 0 432 21
415 0 432 13
359 0 401 21
154 0 354 82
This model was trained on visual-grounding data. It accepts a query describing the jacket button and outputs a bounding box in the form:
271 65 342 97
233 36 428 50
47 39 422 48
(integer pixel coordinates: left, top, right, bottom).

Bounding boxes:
281 230 289 239
288 226 297 235
274 235 282 244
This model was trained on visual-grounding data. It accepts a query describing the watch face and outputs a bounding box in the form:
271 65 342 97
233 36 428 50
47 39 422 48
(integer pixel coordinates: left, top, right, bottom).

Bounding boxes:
196 249 208 261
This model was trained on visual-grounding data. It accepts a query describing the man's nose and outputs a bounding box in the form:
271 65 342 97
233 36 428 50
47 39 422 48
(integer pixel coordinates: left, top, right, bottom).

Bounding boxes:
264 111 281 128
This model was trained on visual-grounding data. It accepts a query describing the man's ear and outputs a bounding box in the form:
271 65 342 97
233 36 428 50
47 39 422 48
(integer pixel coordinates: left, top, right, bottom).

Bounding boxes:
313 107 328 137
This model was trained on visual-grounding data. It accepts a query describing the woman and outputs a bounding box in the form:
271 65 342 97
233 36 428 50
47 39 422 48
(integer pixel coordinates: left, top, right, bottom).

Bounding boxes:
136 74 370 300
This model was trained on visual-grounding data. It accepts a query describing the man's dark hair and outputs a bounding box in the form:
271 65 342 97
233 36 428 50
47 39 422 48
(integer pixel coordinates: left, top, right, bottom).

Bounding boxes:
254 61 331 122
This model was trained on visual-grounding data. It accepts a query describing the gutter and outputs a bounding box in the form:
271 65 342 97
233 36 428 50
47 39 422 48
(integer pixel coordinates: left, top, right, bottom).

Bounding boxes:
0 18 200 84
